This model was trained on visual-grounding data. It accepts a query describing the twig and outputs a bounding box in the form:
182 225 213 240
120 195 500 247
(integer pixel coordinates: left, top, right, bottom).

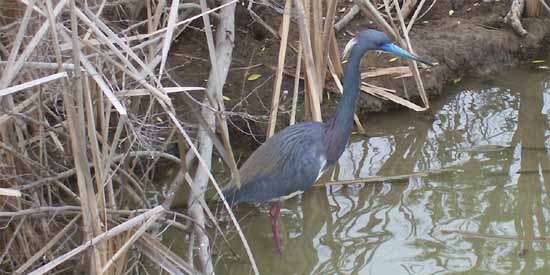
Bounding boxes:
137 233 201 274
67 2 105 271
360 83 425 111
157 0 180 81
416 0 438 22
335 4 360 32
406 0 428 33
0 0 68 88
116 87 205 97
400 0 419 19
361 66 413 78
27 206 165 275
14 215 81 274
0 72 68 97
0 217 27 265
247 9 280 39
101 212 161 273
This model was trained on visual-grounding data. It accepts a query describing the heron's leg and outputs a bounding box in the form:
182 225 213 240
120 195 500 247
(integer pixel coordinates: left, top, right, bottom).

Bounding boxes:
269 200 282 254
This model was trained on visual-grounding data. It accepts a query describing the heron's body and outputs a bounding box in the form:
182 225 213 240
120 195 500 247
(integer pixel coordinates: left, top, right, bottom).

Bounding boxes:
221 29 434 253
223 36 362 206
223 104 359 205
223 122 326 205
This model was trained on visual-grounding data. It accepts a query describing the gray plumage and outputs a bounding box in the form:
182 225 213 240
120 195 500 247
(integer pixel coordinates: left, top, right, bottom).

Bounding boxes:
223 122 327 205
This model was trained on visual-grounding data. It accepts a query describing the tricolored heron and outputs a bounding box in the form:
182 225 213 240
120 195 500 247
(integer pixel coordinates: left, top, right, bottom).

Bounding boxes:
223 29 434 253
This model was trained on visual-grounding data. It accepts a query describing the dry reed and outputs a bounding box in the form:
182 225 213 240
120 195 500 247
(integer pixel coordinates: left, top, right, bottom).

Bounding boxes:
0 0 253 274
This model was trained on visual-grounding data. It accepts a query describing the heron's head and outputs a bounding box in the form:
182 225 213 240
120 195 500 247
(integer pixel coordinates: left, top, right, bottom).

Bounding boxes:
343 29 434 66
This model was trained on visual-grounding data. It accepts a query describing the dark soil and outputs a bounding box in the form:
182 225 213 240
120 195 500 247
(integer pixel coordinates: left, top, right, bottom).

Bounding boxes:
167 0 550 145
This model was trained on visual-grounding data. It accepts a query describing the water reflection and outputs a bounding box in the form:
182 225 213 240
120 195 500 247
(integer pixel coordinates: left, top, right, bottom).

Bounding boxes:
220 66 550 274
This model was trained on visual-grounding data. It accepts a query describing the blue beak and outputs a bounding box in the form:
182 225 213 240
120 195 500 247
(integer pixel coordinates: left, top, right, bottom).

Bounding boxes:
379 43 434 66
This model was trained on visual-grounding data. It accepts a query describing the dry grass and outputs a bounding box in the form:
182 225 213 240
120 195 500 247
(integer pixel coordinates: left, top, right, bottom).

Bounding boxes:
0 0 252 274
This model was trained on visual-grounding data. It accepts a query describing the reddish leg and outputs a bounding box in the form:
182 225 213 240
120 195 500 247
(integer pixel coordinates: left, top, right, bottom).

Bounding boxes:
269 201 282 254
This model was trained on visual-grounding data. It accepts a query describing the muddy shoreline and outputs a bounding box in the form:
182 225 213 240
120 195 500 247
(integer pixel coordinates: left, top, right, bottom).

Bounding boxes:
169 1 550 143
375 16 550 113
343 1 550 115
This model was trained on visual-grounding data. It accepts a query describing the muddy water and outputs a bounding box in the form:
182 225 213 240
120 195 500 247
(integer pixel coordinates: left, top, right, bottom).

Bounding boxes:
210 64 550 274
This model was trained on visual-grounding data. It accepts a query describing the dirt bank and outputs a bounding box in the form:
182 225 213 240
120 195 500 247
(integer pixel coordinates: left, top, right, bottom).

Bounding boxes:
168 1 550 143
341 1 550 115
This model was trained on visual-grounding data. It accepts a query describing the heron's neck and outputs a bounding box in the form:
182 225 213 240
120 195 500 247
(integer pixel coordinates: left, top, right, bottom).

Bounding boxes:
325 48 365 164
332 50 363 126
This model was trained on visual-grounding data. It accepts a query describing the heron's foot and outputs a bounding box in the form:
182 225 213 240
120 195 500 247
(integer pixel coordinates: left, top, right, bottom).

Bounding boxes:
270 201 282 255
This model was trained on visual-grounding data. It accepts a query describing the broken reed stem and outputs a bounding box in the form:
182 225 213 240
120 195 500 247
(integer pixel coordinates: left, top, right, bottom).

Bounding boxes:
293 0 323 121
82 68 111 211
188 99 215 274
267 0 292 137
290 43 303 126
390 0 430 109
68 0 106 272
318 0 338 96
198 0 241 189
101 212 161 273
356 0 397 38
316 168 461 186
312 0 324 103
